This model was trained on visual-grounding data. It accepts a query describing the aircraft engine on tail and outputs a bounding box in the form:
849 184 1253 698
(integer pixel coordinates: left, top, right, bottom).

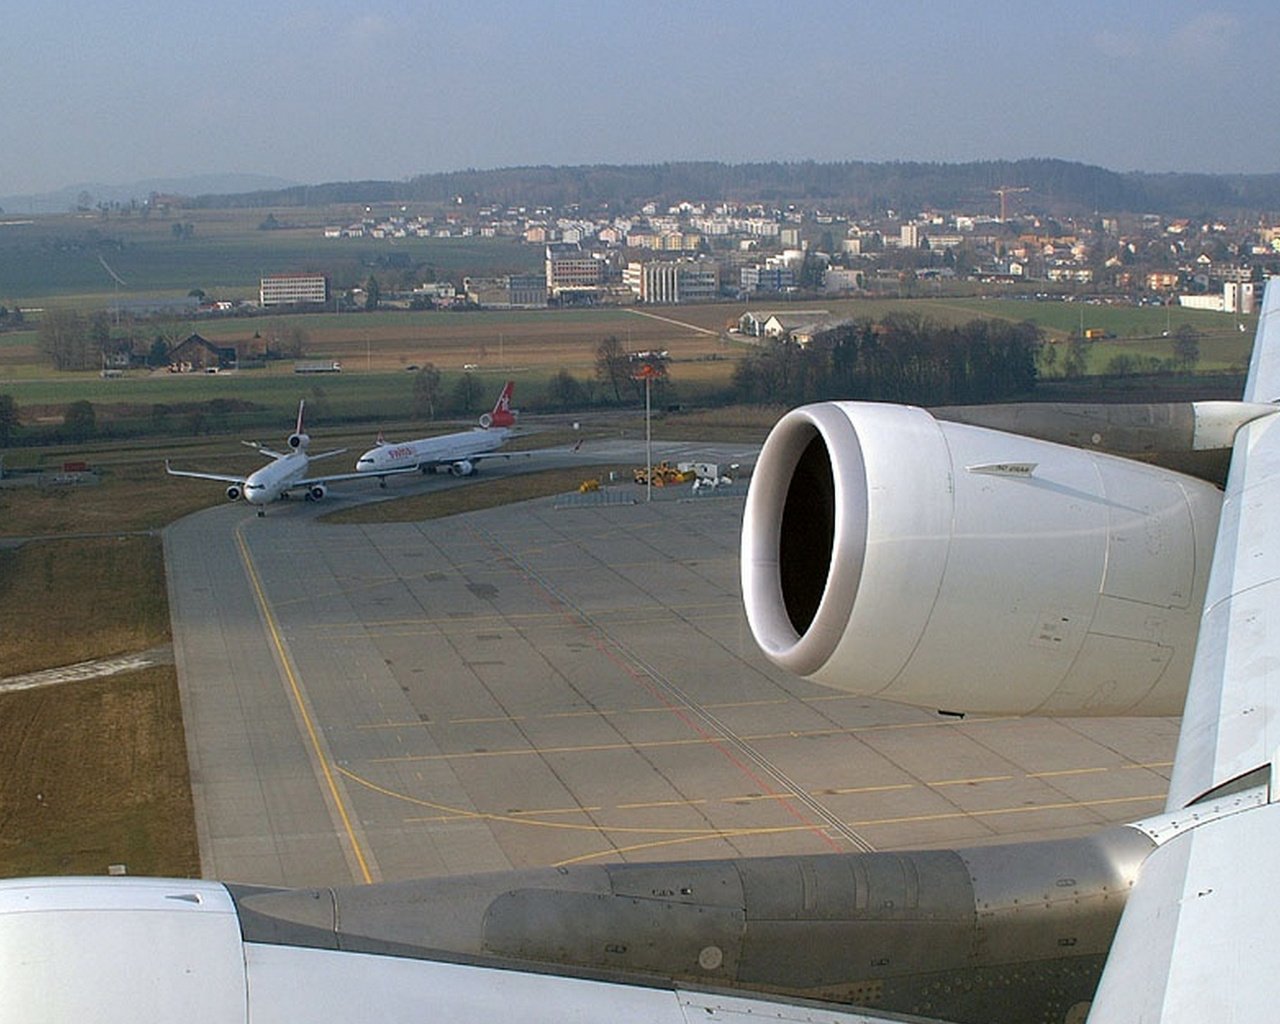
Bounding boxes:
741 402 1222 716
225 484 242 501
450 460 475 477
288 431 310 451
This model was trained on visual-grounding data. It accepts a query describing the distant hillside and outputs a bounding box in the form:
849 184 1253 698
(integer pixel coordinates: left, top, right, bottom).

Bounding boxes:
185 160 1280 218
0 173 299 215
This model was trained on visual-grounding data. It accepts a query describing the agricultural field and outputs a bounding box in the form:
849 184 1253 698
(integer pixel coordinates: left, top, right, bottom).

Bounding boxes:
1 296 1255 411
0 206 539 305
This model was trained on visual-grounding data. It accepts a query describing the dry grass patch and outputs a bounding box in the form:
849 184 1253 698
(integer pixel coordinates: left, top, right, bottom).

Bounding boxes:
0 536 171 676
0 667 199 878
651 404 783 443
0 461 214 539
0 533 199 879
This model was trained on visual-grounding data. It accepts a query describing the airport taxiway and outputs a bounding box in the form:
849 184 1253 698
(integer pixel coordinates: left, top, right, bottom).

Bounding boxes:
164 440 1180 888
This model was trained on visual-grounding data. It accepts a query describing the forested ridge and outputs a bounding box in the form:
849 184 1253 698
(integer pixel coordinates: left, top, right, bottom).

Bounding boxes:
190 159 1280 217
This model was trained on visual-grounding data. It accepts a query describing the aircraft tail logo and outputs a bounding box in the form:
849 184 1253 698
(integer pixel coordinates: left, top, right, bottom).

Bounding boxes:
481 381 516 428
288 399 310 451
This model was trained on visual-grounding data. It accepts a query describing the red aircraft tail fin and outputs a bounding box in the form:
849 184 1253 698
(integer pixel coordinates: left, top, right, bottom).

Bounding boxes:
482 381 516 428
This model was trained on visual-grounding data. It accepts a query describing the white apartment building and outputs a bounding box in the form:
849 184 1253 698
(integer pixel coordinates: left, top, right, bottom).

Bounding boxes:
545 243 604 299
625 260 721 304
260 273 329 307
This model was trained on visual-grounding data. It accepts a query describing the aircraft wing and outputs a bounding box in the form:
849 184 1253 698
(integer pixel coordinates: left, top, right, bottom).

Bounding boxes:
418 450 531 467
291 466 417 489
164 460 245 485
1087 278 1280 1022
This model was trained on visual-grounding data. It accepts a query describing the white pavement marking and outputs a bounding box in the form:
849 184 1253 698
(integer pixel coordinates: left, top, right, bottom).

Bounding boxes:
0 649 173 694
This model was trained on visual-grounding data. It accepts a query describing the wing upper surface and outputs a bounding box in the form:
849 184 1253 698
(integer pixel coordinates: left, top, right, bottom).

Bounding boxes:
1166 279 1280 810
1089 277 1280 1022
294 467 416 488
1244 279 1280 403
165 462 246 486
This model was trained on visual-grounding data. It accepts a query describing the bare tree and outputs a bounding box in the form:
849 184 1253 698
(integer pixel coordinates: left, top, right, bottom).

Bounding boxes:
0 393 18 446
548 368 587 410
595 335 629 403
412 363 441 420
38 309 90 370
1172 325 1201 373
63 400 96 440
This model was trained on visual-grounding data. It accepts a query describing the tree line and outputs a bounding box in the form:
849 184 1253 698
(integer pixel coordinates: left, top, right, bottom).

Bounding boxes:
730 314 1041 408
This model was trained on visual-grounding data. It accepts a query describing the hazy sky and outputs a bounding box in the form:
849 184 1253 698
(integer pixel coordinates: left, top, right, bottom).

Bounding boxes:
3 0 1277 195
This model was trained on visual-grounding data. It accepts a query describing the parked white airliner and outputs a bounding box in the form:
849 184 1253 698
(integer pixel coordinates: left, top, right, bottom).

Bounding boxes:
355 379 518 480
166 400 405 515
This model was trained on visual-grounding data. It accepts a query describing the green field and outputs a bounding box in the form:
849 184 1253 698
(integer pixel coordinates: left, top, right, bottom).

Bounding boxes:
0 208 540 304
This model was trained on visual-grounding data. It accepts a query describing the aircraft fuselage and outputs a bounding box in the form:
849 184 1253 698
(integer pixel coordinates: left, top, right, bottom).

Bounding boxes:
356 427 510 474
244 450 311 506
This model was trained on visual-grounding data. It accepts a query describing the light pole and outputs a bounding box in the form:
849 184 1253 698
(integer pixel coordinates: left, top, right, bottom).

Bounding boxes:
632 363 659 503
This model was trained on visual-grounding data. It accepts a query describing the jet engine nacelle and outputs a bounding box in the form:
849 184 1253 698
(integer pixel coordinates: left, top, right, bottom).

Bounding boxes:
450 460 475 477
479 413 493 429
307 483 327 501
741 402 1222 716
288 431 310 451
225 484 242 502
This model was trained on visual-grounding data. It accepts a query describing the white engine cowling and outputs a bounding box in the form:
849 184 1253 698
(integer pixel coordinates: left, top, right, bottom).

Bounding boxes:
307 483 327 501
288 431 309 450
225 484 242 501
450 460 475 477
741 402 1223 716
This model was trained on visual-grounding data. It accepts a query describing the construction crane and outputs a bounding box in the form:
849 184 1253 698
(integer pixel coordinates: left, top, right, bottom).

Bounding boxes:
993 186 1029 223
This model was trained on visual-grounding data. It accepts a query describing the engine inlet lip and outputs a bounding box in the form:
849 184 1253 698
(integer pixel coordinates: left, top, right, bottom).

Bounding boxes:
742 404 868 677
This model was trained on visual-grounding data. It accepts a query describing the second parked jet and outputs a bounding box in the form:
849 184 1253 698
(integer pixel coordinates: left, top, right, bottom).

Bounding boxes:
355 380 519 480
